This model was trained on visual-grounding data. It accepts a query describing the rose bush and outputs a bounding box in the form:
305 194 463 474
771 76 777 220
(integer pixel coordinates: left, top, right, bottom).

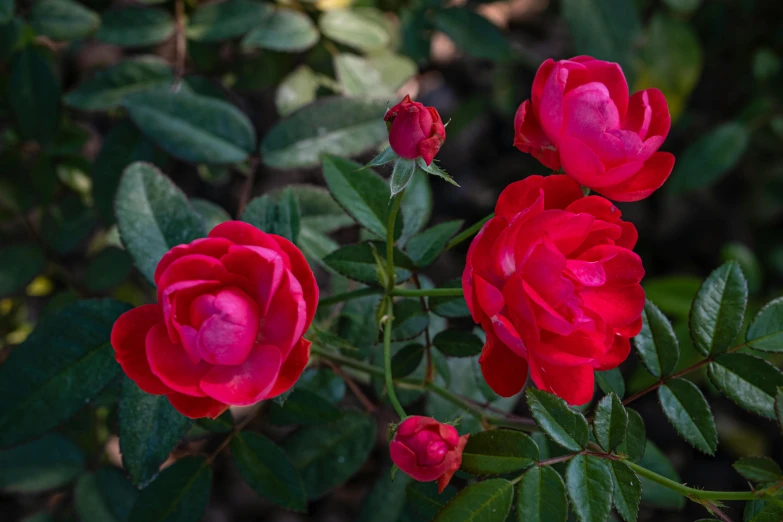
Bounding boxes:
390 416 469 492
513 56 674 202
111 221 318 419
462 174 645 405
384 95 446 165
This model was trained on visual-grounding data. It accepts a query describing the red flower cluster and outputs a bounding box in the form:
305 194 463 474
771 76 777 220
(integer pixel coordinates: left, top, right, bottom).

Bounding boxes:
384 95 446 166
390 416 469 492
514 56 674 202
111 221 318 419
462 175 645 405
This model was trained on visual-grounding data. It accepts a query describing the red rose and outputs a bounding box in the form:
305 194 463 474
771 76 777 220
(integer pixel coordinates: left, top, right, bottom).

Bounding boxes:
384 95 446 165
462 175 645 405
389 416 469 492
514 56 674 202
110 221 318 419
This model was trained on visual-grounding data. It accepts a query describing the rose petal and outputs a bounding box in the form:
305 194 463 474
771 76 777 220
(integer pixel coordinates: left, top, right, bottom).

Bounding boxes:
197 288 260 365
581 284 646 328
200 344 283 405
146 323 211 397
166 392 228 420
209 221 281 251
258 269 307 355
153 238 232 287
111 305 170 395
266 338 311 399
595 152 675 202
513 100 560 170
220 245 285 316
389 440 446 482
479 334 529 397
528 354 595 406
437 434 469 493
272 235 319 330
593 334 631 371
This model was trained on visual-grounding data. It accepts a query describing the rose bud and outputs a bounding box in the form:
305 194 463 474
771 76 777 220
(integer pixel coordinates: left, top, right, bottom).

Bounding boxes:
110 221 318 419
462 175 645 405
514 56 674 202
390 416 469 492
384 95 446 165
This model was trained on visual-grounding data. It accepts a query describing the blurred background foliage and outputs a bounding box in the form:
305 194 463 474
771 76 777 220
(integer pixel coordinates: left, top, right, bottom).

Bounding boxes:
1 0 783 520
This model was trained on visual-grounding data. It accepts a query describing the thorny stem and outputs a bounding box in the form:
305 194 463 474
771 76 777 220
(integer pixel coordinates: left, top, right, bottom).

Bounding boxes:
622 341 751 407
318 287 383 307
205 405 261 465
411 273 434 383
236 156 259 217
390 287 463 298
173 0 186 80
445 213 493 250
384 193 407 419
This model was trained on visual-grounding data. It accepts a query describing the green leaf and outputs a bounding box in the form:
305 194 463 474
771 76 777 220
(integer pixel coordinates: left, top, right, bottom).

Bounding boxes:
276 65 320 117
430 279 470 318
97 7 174 47
83 247 132 292
721 242 762 295
93 121 162 224
434 478 513 522
658 378 717 454
267 388 342 425
115 162 205 284
41 196 96 254
733 456 782 484
566 455 613 522
298 367 346 404
637 442 685 510
526 388 589 452
777 387 783 434
241 8 318 52
460 429 538 476
0 244 46 297
261 97 388 169
0 434 84 492
324 242 413 285
593 393 628 452
75 468 138 522
746 297 783 353
368 51 417 91
405 220 462 267
400 170 432 242
596 369 625 399
118 377 191 487
690 261 748 356
284 412 376 499
334 53 394 99
634 299 680 378
231 432 307 511
391 343 425 378
668 122 750 192
0 299 130 447
64 57 173 112
608 460 641 522
29 0 99 40
635 13 702 120
319 8 390 52
747 506 783 522
321 155 392 238
708 353 783 418
241 189 301 243
187 0 272 42
191 198 231 230
390 158 417 197
0 17 23 62
432 328 483 357
357 467 411 522
124 90 256 164
406 481 458 521
433 7 511 61
9 46 60 145
515 466 567 522
128 456 212 522
366 146 399 169
617 408 646 462
290 184 354 234
392 299 430 341
561 0 640 76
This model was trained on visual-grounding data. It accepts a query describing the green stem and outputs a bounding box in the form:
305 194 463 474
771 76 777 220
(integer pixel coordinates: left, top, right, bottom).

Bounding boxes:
446 213 494 250
319 287 382 307
383 299 407 419
624 460 778 503
386 193 404 291
390 287 464 298
309 344 536 430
